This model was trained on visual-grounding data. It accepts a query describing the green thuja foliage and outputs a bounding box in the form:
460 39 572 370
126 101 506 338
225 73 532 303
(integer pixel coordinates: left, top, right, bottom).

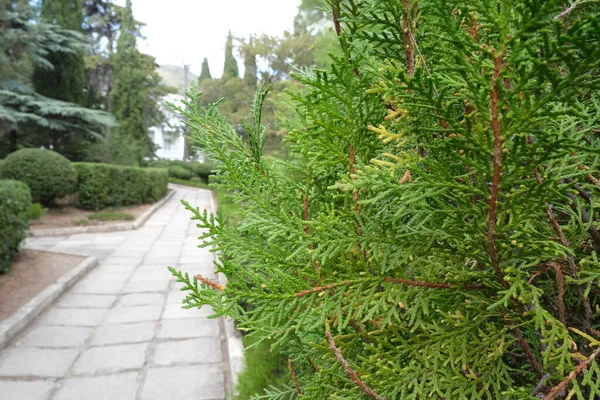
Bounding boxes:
171 0 600 398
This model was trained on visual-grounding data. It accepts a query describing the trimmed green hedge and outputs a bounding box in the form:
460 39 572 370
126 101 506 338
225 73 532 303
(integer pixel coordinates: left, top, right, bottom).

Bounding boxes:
147 159 217 183
0 180 32 273
168 165 192 180
0 149 77 205
73 163 168 210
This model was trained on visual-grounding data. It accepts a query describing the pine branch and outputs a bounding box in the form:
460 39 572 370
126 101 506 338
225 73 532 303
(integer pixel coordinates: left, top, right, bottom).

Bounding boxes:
402 0 414 78
325 328 386 400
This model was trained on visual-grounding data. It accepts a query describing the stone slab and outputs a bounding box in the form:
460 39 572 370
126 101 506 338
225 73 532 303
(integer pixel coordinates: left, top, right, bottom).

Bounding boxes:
69 280 124 295
157 319 220 339
91 321 156 346
56 294 117 309
0 347 78 377
162 304 213 319
103 305 163 324
17 325 92 348
71 343 148 375
122 281 170 294
53 372 138 400
152 337 222 366
141 365 225 400
119 293 165 306
37 308 107 327
0 380 55 400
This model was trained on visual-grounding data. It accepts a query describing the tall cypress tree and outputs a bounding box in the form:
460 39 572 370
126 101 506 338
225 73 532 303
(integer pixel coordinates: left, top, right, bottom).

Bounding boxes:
109 0 148 163
222 31 239 79
199 57 212 82
32 0 86 105
243 46 257 87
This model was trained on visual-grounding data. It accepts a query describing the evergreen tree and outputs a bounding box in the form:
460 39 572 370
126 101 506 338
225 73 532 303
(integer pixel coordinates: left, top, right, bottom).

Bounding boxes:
32 0 86 105
222 30 239 79
173 0 600 399
0 1 114 158
109 0 148 163
199 57 212 82
241 38 258 87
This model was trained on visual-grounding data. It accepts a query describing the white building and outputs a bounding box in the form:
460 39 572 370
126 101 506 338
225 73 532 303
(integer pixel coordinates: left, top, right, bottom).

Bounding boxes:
149 94 187 160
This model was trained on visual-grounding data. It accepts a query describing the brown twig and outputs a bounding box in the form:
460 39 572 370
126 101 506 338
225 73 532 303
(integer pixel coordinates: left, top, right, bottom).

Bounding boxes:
307 357 320 372
542 346 600 400
550 263 566 326
325 329 386 400
194 274 224 291
487 52 507 286
402 0 415 78
288 359 302 395
509 321 544 379
534 169 594 332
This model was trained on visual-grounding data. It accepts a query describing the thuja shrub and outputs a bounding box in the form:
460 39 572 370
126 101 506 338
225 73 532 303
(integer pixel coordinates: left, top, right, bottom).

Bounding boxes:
0 180 31 273
171 1 600 398
74 163 167 210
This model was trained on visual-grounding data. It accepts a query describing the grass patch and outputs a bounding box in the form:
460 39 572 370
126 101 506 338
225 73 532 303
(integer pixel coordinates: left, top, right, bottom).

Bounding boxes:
235 335 288 399
87 211 135 221
168 177 209 188
72 218 89 226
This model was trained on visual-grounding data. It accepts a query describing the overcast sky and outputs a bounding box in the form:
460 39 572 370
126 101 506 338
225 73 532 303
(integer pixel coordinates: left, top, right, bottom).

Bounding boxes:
123 0 302 77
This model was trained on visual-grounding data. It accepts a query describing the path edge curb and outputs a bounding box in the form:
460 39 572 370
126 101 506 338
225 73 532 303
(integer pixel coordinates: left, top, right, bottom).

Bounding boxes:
208 189 245 397
0 255 98 350
27 189 175 237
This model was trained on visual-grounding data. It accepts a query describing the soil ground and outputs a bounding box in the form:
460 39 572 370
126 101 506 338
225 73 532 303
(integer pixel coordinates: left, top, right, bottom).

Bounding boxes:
29 203 151 232
0 250 84 320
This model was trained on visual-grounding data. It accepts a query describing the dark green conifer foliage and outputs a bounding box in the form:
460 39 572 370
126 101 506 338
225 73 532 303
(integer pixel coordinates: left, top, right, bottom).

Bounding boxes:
243 46 258 87
222 30 239 79
32 0 86 105
199 57 212 82
172 0 600 398
109 0 149 162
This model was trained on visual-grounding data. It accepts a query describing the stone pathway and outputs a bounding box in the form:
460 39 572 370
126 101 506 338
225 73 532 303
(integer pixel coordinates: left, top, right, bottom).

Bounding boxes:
0 185 230 400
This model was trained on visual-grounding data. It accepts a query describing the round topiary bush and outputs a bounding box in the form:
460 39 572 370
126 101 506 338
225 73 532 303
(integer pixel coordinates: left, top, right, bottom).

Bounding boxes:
1 149 77 206
168 165 192 180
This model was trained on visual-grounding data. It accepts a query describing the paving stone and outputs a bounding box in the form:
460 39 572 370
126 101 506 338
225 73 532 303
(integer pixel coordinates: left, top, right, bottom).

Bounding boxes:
158 319 220 339
166 290 191 304
37 308 107 327
83 270 131 282
152 337 222 366
119 293 165 306
53 372 138 400
128 270 173 282
122 280 169 293
0 347 78 377
56 293 117 308
70 280 124 295
163 303 213 319
92 264 138 273
103 305 163 324
0 380 55 400
72 343 148 375
91 321 156 345
17 325 92 348
141 365 225 400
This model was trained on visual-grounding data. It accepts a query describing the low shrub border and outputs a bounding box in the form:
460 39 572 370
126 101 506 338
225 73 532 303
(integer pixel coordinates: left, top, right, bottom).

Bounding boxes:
73 163 168 211
0 180 32 273
0 149 77 206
